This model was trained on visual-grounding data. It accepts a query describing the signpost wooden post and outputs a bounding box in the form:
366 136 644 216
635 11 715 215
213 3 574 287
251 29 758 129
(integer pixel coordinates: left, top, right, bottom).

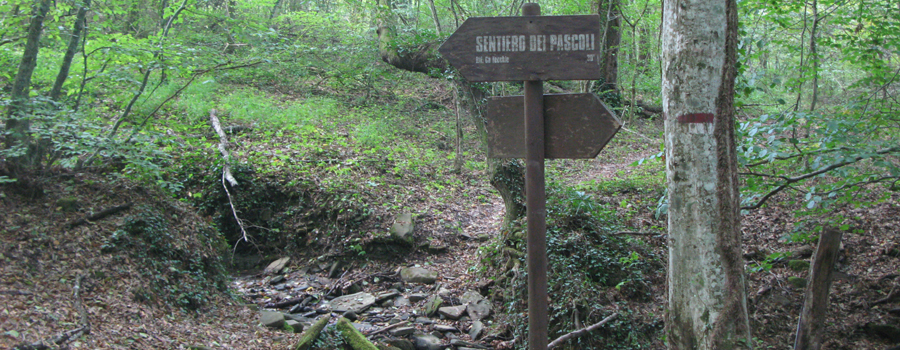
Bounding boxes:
438 4 619 350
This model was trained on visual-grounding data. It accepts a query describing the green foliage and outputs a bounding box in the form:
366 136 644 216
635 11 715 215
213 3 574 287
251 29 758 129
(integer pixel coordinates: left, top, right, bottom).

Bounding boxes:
101 205 229 309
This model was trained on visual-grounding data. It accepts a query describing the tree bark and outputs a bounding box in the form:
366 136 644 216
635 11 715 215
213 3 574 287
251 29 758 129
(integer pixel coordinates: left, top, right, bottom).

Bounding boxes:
5 0 53 167
597 0 620 92
662 0 751 349
50 0 90 102
794 228 842 350
427 0 441 35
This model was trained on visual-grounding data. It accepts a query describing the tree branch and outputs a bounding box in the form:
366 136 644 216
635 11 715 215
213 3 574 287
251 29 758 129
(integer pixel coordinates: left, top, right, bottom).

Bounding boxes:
547 313 618 349
741 146 900 210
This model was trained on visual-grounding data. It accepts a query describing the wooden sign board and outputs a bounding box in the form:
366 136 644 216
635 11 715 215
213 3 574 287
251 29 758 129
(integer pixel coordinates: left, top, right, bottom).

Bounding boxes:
485 93 621 159
438 15 602 82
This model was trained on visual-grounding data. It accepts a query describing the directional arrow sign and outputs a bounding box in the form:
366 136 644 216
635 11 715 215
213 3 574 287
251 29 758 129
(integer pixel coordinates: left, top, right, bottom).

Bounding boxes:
439 15 602 82
485 93 621 159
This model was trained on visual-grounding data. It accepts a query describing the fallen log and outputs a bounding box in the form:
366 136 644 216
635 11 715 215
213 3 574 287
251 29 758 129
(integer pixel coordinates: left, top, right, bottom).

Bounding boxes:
67 202 132 228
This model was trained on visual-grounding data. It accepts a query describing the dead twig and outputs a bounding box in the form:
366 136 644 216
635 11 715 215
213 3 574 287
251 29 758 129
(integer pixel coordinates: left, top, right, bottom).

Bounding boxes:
367 320 409 336
547 313 619 349
14 274 90 350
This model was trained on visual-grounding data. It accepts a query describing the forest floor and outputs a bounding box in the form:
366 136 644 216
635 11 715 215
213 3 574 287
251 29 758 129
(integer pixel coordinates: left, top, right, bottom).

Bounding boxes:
1 115 899 350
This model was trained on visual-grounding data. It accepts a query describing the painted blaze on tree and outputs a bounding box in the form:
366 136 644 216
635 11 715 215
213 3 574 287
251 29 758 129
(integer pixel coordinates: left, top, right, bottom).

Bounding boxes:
662 0 751 349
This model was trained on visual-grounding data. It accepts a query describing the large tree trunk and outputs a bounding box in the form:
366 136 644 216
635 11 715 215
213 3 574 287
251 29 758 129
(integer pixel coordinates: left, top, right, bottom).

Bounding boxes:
50 0 90 102
5 0 53 169
662 0 751 349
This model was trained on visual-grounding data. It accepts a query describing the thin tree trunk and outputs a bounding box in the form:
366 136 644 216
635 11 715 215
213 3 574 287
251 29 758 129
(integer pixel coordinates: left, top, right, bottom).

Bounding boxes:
427 0 441 35
50 0 90 102
662 0 751 348
794 228 842 350
598 0 620 92
6 0 53 156
452 86 462 173
809 0 819 111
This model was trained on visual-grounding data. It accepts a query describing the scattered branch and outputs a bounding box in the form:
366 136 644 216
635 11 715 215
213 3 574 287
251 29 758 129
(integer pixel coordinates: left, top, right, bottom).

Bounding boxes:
367 320 409 336
547 313 619 349
14 275 90 350
66 202 132 228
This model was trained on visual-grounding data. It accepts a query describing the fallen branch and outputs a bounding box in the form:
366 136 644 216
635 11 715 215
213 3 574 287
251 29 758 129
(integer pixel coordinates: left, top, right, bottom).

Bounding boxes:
612 231 662 236
547 313 618 349
367 320 409 336
15 274 90 350
209 109 237 187
66 202 132 228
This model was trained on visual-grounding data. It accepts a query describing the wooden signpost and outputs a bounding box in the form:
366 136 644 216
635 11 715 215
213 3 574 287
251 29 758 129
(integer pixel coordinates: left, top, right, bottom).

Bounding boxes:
439 4 620 350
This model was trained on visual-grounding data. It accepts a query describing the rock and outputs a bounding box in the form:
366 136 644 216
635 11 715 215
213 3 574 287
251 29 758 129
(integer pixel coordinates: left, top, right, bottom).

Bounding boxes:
391 213 416 244
390 326 417 336
331 292 377 313
412 333 444 350
264 257 290 275
788 276 807 289
436 287 452 297
336 317 379 350
459 290 484 305
386 339 416 350
376 290 400 302
449 339 488 349
295 315 332 350
469 320 484 340
466 300 491 321
438 305 466 320
260 310 285 329
409 293 428 303
285 320 304 333
415 317 435 325
401 267 438 284
434 325 458 332
382 299 395 307
788 260 810 271
343 310 358 321
269 275 286 285
426 241 448 253
329 260 346 279
424 296 443 316
476 234 490 241
394 296 411 307
474 280 494 295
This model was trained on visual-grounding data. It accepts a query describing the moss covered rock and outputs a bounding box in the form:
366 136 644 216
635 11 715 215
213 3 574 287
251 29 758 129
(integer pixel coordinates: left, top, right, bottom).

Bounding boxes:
294 315 331 350
336 317 379 350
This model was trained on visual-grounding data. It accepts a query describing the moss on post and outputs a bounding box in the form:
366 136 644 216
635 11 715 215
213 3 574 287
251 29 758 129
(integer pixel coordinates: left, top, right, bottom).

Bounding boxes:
294 315 332 350
336 317 379 350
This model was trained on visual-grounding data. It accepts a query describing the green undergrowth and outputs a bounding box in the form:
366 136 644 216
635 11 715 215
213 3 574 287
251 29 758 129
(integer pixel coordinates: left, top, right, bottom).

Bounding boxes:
480 181 664 349
100 201 230 310
153 70 478 259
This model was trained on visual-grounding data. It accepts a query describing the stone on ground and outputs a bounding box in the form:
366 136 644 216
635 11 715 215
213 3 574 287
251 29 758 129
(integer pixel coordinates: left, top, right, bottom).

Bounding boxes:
437 305 466 320
264 257 290 275
260 310 286 329
411 333 444 350
391 213 416 244
466 299 491 321
330 292 376 313
469 320 483 340
401 267 438 284
423 295 443 316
